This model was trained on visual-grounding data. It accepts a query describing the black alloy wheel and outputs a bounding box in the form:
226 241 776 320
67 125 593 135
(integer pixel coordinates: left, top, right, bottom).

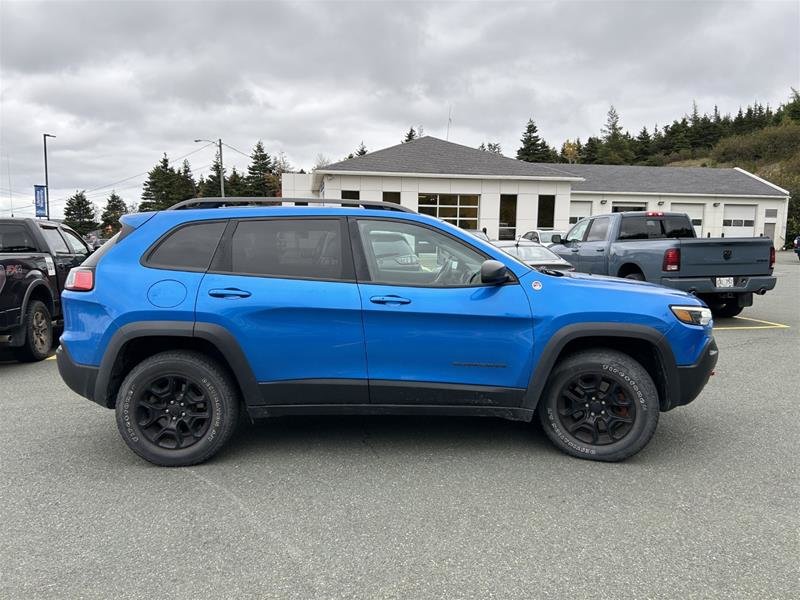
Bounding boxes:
133 375 212 450
556 372 636 446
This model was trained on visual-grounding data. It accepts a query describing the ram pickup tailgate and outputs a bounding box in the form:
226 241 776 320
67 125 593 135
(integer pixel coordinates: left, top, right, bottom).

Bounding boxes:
677 237 773 277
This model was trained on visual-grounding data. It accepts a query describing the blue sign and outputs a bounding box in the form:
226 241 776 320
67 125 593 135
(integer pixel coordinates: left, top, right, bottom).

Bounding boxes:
34 185 46 217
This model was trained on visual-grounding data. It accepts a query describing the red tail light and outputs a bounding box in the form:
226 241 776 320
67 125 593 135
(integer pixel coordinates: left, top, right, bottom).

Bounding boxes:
769 246 775 269
646 211 664 217
65 268 94 291
662 248 680 272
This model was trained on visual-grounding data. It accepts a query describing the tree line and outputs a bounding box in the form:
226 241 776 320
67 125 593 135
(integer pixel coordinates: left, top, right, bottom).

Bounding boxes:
62 91 799 239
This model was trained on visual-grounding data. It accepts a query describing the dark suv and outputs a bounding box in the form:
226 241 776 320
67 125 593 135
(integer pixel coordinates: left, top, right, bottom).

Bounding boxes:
57 199 718 466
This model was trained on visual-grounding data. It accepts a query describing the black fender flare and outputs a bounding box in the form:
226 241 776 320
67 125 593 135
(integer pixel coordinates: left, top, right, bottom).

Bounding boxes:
21 277 55 321
521 323 679 412
93 320 260 407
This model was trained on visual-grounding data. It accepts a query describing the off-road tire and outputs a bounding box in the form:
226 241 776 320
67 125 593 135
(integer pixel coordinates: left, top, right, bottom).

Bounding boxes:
14 300 52 362
624 272 645 281
538 349 660 462
115 351 240 466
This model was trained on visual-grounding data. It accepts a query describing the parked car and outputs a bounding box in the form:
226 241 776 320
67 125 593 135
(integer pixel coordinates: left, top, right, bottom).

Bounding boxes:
0 218 91 361
492 239 574 271
521 229 567 246
550 211 776 318
57 198 717 466
465 229 490 241
793 235 800 260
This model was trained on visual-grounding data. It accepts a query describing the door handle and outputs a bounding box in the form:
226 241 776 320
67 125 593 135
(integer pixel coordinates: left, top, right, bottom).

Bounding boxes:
208 288 251 298
570 247 579 253
595 248 605 252
370 295 411 305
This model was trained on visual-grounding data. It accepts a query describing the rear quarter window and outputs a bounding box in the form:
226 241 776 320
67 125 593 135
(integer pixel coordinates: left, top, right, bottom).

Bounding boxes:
0 224 37 252
145 221 227 271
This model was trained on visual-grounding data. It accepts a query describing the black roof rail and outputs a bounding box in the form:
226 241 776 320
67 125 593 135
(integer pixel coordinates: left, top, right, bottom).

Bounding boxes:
168 197 415 213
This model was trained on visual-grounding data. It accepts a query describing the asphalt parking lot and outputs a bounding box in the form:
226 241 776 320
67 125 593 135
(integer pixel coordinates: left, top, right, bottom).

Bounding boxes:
1 252 797 600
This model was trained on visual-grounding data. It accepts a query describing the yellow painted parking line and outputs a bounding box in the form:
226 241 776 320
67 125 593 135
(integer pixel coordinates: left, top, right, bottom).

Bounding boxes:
714 316 791 331
46 355 56 361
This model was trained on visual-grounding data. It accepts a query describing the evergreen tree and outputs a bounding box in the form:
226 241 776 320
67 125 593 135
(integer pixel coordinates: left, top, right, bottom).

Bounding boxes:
478 142 503 154
598 106 634 164
633 127 652 163
100 192 128 234
403 127 417 143
199 152 224 198
355 141 368 156
244 140 278 197
63 191 98 235
175 159 197 202
516 118 552 162
225 167 247 197
580 137 601 164
140 154 180 211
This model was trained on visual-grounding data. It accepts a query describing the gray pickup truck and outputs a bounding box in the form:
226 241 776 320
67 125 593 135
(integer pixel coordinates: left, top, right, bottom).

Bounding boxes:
0 218 91 361
550 211 776 318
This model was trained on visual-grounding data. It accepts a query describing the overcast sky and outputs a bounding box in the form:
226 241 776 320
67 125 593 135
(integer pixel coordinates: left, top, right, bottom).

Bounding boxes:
1 0 798 217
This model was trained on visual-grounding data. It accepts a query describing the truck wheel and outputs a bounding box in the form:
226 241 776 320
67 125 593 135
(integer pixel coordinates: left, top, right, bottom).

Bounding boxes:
711 303 743 318
624 272 645 281
14 300 53 362
537 349 659 462
115 351 240 467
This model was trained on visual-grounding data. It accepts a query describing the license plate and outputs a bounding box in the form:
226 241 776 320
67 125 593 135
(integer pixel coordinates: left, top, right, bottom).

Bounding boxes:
716 277 734 288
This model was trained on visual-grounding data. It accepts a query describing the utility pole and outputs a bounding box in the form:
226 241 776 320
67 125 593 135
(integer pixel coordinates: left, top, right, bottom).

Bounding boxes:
195 138 225 197
43 134 56 218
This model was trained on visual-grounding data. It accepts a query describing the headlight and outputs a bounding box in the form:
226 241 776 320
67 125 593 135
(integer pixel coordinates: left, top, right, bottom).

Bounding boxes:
671 305 712 326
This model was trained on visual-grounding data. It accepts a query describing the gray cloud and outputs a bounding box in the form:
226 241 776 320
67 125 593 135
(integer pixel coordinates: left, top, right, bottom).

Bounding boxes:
1 0 797 217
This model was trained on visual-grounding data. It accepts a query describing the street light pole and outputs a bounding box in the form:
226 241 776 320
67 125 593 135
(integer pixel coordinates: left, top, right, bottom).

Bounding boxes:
43 134 56 219
194 138 225 197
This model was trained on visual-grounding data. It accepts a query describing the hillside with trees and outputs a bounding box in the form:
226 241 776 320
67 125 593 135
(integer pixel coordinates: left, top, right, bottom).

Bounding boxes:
512 90 800 241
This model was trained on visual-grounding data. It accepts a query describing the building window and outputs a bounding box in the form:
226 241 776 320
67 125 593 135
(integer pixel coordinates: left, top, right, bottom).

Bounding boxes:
499 194 517 240
537 195 555 228
383 191 401 204
691 218 702 226
417 193 479 229
765 209 778 219
341 190 360 200
569 216 579 224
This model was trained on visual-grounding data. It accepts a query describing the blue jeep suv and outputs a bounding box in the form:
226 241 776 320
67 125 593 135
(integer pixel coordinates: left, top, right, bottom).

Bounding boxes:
57 199 718 466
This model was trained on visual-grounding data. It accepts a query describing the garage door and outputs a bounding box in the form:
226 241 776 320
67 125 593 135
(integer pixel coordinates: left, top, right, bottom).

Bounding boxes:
722 204 756 237
671 203 704 237
569 201 592 224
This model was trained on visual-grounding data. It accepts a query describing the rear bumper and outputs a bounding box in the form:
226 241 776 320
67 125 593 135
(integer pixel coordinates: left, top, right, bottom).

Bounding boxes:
56 345 101 406
661 275 776 295
669 338 718 410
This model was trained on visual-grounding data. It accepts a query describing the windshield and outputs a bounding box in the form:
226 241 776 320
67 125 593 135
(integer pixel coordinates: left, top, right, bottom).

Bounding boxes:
501 244 561 262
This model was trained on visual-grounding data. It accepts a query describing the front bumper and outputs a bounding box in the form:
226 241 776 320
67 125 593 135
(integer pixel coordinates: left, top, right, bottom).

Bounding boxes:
56 345 101 406
661 275 776 295
670 337 718 410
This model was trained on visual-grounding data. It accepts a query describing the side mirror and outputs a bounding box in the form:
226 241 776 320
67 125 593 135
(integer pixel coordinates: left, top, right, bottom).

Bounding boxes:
550 234 562 245
480 259 509 285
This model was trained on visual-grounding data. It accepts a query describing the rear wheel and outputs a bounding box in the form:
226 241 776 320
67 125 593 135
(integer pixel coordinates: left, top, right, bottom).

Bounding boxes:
115 351 240 466
711 303 743 318
14 300 52 362
623 272 645 281
538 349 659 462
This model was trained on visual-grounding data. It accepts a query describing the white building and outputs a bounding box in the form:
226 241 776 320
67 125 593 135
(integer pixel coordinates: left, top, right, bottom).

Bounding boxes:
282 137 791 247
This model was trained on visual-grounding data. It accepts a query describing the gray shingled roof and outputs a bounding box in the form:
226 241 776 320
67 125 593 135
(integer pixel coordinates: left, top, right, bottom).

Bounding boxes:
320 136 581 179
555 163 785 196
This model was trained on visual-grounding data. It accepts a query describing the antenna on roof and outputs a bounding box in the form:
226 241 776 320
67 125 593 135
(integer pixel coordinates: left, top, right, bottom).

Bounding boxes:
446 105 452 140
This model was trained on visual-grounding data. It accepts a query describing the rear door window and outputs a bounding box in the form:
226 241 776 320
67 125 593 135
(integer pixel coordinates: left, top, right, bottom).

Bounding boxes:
61 229 91 256
225 218 352 281
146 221 227 271
40 226 70 253
618 217 663 240
0 224 37 252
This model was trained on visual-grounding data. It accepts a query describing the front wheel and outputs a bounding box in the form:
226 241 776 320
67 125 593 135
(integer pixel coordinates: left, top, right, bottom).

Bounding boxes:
115 351 240 466
538 349 659 462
